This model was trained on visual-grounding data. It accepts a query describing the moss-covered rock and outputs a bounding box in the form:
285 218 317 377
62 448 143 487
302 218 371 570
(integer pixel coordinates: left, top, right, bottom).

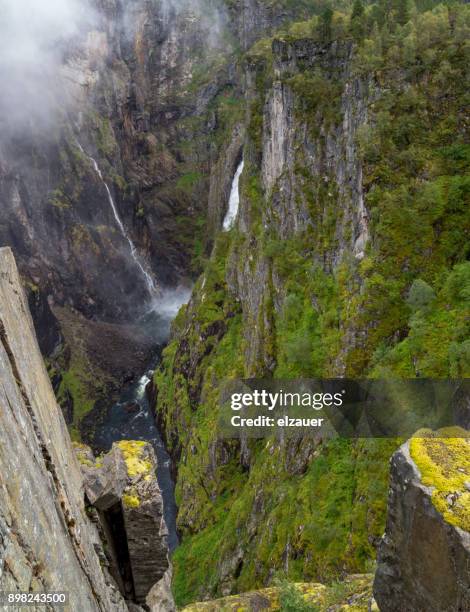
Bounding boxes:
181 574 373 611
116 440 154 480
374 434 470 612
74 440 173 605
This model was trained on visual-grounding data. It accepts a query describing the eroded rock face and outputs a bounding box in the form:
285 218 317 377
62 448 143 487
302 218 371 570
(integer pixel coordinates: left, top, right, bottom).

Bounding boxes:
229 38 372 376
374 437 470 612
76 440 174 609
0 247 128 610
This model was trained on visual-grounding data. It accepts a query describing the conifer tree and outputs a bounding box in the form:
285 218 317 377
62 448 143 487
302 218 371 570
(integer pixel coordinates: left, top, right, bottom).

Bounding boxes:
320 6 334 41
350 0 366 40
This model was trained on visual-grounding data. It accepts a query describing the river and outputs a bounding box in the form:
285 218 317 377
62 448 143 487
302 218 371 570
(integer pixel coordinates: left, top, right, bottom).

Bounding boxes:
90 291 190 553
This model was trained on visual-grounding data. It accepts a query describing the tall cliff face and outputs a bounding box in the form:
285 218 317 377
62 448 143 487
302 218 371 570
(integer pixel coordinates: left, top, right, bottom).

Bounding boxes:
0 0 239 430
0 0 322 430
154 4 470 606
1 0 469 609
0 247 126 609
0 247 173 610
0 0 320 324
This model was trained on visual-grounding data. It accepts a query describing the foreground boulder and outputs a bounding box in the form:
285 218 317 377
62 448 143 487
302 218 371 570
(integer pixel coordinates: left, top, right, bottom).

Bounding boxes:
374 431 470 612
75 440 175 611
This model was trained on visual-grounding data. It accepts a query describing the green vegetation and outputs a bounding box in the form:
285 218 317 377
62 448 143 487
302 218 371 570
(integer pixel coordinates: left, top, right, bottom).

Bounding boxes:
49 188 71 210
87 111 119 159
176 172 204 193
53 309 110 440
154 0 470 606
278 581 320 611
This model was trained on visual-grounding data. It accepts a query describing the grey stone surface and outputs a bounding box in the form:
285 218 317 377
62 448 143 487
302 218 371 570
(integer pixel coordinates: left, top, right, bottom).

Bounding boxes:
0 247 128 611
374 441 470 612
76 441 174 607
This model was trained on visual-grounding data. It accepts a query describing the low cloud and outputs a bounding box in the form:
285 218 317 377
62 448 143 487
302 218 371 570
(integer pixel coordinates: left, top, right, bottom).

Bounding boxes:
0 0 95 133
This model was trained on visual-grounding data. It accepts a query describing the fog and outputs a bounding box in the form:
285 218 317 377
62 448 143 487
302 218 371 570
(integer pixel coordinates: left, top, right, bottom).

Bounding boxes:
122 0 229 50
0 0 228 134
0 0 94 131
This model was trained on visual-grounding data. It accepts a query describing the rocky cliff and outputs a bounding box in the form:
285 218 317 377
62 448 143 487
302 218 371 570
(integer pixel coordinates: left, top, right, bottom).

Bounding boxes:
1 0 469 609
0 247 172 610
374 432 470 612
0 0 239 431
154 2 470 606
0 0 317 434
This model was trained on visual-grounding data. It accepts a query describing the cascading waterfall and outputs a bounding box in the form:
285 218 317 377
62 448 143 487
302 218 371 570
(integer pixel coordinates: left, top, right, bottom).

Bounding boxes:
223 159 244 230
77 142 158 298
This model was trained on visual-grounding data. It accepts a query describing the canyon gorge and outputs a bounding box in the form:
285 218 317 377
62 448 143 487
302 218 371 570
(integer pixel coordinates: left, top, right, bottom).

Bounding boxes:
0 0 469 610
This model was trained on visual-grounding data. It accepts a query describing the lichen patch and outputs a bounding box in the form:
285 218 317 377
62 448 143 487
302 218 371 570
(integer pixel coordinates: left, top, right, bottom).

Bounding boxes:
410 429 470 532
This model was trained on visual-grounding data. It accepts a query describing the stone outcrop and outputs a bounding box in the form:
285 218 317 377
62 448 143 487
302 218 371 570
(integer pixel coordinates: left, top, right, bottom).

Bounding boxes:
75 440 175 610
0 247 173 611
181 574 374 611
374 433 470 612
0 247 127 610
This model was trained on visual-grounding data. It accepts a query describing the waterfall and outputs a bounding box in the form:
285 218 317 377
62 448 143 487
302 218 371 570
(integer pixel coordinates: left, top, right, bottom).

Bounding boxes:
223 159 244 230
77 143 158 298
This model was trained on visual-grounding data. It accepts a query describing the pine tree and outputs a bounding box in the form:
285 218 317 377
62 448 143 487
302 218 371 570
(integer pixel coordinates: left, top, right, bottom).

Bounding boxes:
352 0 365 20
320 6 334 41
350 0 366 40
396 0 411 25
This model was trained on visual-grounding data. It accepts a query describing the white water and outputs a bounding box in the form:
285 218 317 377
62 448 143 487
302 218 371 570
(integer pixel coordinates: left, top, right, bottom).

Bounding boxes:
223 159 244 230
136 372 152 399
77 142 158 298
149 285 192 318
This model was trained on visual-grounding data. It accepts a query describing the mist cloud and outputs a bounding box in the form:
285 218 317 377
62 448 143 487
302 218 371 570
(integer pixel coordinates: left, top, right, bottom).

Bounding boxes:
0 0 94 132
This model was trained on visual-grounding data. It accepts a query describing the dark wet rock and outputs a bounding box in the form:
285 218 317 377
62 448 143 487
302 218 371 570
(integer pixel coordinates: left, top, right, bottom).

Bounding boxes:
123 401 141 413
27 286 63 357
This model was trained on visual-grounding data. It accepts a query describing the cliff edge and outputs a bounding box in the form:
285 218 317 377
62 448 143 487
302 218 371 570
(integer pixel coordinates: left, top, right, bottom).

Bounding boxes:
374 432 470 612
0 247 172 611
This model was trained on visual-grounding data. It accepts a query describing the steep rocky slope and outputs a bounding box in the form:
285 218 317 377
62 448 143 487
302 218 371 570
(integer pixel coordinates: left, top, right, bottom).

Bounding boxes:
0 0 232 428
0 0 317 432
0 0 357 426
0 247 172 610
173 432 470 612
154 2 470 605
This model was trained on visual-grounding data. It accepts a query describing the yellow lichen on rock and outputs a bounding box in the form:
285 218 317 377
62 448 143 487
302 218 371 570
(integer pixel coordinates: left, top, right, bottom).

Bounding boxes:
116 440 153 478
72 442 96 467
181 575 373 611
410 428 470 532
122 492 140 508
